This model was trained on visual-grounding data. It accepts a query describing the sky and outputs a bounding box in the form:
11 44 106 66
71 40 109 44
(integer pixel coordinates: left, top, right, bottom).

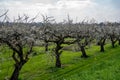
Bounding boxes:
0 0 120 22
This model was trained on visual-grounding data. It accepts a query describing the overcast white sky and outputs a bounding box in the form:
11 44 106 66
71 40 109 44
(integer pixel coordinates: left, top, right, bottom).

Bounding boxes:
0 0 120 22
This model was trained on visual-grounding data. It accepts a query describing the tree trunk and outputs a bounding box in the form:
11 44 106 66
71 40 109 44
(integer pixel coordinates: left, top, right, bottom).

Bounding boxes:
55 54 61 68
45 42 48 52
100 39 106 52
112 41 115 48
80 46 88 58
110 36 116 48
10 62 25 80
55 42 62 68
119 39 120 45
100 44 104 52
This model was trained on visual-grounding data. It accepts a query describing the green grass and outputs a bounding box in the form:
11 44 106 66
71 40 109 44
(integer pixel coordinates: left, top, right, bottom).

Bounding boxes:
0 44 120 80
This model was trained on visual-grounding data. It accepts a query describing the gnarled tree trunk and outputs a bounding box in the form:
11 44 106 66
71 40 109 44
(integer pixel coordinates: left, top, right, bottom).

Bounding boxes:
80 46 88 58
110 36 117 48
55 53 61 68
55 42 62 68
100 44 104 52
77 41 88 58
100 38 106 52
112 41 115 48
10 62 26 80
45 42 48 52
119 39 120 45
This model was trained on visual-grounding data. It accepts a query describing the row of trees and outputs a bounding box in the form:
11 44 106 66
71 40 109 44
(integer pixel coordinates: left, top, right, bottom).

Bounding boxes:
0 12 120 80
42 18 120 68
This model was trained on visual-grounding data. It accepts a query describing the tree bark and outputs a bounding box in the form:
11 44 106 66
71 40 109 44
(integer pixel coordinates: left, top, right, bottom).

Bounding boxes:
100 38 106 52
110 36 116 48
55 42 62 68
10 62 24 80
100 44 104 52
112 41 115 48
80 46 88 58
45 42 48 52
55 54 61 68
118 39 120 45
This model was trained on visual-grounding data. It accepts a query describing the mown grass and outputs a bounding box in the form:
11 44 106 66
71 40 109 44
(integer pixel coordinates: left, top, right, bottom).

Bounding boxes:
0 44 120 80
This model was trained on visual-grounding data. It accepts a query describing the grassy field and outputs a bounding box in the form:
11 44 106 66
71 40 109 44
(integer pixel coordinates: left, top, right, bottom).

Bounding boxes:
0 44 120 80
